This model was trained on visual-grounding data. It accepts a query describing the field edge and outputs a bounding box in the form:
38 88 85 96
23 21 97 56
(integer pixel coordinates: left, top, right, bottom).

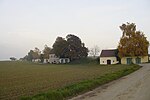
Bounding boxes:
21 64 141 100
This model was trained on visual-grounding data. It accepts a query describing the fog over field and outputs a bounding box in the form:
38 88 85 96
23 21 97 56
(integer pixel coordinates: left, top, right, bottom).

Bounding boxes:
0 0 150 60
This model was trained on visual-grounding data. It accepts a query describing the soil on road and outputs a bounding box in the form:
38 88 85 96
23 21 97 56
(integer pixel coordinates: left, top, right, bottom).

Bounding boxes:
70 64 150 100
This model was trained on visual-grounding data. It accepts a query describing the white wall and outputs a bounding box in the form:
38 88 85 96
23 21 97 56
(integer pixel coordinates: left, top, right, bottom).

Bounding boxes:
100 57 118 65
59 58 70 63
49 54 59 64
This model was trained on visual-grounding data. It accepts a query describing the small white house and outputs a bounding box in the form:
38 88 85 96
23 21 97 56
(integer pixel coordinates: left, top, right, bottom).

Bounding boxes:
100 49 119 65
49 54 70 64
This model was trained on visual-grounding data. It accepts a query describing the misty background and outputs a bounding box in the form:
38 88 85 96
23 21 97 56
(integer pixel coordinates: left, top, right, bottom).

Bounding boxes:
0 0 150 60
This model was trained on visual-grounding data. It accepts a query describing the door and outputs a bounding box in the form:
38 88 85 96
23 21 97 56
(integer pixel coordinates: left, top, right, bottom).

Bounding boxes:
127 58 132 64
107 60 111 64
136 58 141 64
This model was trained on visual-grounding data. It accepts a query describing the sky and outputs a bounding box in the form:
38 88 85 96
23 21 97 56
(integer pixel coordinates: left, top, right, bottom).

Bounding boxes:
0 0 150 60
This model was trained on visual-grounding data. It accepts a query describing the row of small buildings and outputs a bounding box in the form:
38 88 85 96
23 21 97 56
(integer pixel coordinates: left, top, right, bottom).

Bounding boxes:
32 54 70 64
32 49 150 65
100 49 150 65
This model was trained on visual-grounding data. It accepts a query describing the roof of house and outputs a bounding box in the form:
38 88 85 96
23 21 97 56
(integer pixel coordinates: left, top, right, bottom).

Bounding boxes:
100 49 118 57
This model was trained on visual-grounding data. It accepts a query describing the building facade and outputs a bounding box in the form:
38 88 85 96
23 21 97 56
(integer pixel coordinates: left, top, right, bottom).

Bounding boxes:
49 54 70 64
100 49 119 65
121 56 149 64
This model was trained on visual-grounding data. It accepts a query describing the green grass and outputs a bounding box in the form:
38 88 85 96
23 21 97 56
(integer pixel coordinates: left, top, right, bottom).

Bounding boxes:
0 61 140 100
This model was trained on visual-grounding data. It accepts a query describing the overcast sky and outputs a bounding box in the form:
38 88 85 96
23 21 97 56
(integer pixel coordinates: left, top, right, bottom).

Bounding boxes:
0 0 150 60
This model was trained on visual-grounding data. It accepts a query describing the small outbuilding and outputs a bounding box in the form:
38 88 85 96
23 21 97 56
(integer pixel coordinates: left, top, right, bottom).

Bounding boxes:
100 49 119 65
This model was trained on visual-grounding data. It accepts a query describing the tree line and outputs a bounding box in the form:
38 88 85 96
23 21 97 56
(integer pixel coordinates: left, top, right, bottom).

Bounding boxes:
20 22 149 62
22 34 89 62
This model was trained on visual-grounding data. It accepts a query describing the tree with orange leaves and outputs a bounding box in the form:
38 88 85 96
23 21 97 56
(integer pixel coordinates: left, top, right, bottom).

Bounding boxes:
118 22 149 58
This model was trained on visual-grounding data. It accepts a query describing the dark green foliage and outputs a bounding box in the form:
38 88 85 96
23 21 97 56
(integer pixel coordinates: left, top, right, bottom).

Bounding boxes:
39 54 44 63
21 65 141 100
27 50 34 61
96 57 100 64
52 34 88 61
66 34 88 60
68 58 97 65
52 37 68 58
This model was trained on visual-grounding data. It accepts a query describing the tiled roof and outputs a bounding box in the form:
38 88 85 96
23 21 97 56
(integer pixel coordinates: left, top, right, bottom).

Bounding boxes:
100 49 117 57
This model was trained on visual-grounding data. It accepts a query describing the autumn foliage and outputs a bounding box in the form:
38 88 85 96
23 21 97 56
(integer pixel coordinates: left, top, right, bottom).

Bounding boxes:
118 23 149 58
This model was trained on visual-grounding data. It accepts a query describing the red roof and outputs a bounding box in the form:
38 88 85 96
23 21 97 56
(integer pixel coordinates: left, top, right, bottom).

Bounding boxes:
100 49 117 57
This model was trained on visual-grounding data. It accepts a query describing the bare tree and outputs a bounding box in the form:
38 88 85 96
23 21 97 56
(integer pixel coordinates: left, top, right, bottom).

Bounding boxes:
90 45 100 58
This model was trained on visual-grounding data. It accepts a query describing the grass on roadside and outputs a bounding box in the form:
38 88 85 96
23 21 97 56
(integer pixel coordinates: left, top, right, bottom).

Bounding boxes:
21 64 141 100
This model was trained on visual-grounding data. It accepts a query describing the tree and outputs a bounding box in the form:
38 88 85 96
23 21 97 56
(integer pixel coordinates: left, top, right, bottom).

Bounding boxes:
39 54 44 63
27 50 34 61
10 57 17 61
118 22 149 58
89 45 100 58
43 45 51 59
32 47 41 60
120 22 136 37
52 37 69 58
24 48 41 62
52 34 88 60
66 34 88 60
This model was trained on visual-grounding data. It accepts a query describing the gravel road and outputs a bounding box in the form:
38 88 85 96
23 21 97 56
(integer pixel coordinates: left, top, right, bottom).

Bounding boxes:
70 63 150 100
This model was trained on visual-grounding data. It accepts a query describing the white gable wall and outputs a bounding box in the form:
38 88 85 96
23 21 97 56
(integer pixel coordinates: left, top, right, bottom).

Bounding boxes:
100 57 118 65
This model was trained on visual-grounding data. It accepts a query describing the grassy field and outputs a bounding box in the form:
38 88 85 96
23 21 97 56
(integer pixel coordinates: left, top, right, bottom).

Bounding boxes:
0 61 139 100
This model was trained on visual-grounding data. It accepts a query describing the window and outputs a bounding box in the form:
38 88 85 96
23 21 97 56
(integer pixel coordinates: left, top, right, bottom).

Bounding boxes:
127 58 132 64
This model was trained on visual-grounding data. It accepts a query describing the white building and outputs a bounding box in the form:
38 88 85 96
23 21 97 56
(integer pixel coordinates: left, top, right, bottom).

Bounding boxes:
32 59 41 63
49 54 60 64
100 49 119 65
59 58 70 64
49 54 70 64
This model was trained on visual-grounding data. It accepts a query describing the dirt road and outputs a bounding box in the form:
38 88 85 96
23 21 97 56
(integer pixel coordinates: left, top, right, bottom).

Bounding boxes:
70 64 150 100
